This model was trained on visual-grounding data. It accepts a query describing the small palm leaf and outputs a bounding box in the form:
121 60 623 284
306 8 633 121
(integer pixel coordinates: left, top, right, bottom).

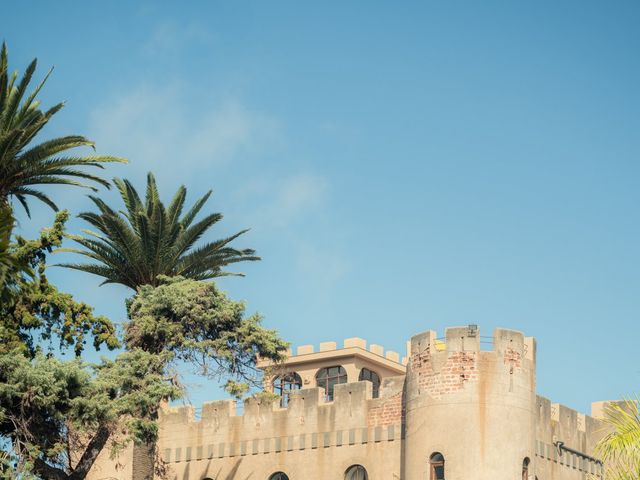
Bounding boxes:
596 398 640 480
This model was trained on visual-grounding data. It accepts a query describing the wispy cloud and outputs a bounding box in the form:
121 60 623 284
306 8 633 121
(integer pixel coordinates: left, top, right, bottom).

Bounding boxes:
235 173 329 228
232 173 347 290
88 20 347 295
142 21 213 56
88 84 280 181
292 239 349 289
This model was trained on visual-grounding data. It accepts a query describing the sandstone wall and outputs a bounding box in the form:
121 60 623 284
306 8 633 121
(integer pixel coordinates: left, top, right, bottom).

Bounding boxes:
402 327 537 479
158 377 405 479
86 327 611 480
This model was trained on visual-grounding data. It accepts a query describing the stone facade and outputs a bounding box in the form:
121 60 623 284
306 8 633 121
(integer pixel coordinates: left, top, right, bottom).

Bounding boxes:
87 326 611 480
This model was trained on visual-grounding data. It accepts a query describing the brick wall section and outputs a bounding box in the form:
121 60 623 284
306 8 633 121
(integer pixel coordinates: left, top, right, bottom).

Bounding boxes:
411 349 478 399
368 392 404 427
503 347 522 373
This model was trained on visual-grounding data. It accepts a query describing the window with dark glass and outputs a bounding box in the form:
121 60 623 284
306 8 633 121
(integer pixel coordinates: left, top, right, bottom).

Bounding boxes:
522 457 530 480
430 452 445 480
315 366 347 401
272 372 302 407
268 472 289 480
345 464 368 480
358 368 381 398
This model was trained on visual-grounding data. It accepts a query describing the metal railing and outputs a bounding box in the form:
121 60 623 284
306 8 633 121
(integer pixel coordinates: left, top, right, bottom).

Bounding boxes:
433 335 494 351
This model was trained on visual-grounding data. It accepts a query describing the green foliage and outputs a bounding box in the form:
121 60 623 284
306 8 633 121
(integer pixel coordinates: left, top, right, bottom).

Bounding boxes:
126 276 288 396
0 350 181 478
0 275 287 476
0 211 119 357
595 399 640 480
223 380 250 399
0 205 15 287
0 196 281 477
0 42 284 476
83 350 182 445
252 390 281 404
60 173 259 289
0 42 126 216
0 41 285 480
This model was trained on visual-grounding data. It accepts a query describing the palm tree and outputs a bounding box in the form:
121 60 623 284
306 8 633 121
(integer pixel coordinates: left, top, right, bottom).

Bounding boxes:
59 173 260 289
0 42 125 216
595 398 640 480
0 205 14 286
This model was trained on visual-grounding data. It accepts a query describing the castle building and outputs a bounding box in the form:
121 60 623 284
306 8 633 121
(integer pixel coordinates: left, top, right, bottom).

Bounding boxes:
88 326 611 479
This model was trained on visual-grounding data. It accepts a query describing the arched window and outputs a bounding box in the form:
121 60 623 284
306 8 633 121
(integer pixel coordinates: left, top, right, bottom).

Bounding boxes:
522 457 530 480
315 366 347 401
430 452 445 480
272 372 302 407
358 368 381 398
268 473 289 480
345 464 368 480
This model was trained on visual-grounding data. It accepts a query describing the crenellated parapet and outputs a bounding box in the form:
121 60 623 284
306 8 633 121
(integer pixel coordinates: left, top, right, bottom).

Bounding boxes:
258 336 407 373
161 374 406 430
290 337 404 363
406 326 536 402
157 375 406 466
257 336 408 398
409 326 535 362
534 396 606 478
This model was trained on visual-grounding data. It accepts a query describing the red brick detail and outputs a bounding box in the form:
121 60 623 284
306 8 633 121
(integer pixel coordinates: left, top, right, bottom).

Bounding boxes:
367 392 404 427
411 350 478 399
503 347 522 373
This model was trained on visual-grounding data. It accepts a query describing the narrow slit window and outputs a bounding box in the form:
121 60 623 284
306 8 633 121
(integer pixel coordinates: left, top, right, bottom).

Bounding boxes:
522 457 530 480
430 452 445 480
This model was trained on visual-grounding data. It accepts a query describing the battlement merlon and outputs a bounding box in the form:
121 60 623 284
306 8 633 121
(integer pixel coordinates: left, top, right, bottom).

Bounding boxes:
158 376 404 429
256 336 407 375
409 326 536 362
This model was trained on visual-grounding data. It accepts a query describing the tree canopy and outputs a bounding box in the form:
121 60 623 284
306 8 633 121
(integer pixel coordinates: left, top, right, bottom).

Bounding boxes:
0 210 282 479
0 210 119 357
126 276 288 396
0 42 285 480
0 350 180 480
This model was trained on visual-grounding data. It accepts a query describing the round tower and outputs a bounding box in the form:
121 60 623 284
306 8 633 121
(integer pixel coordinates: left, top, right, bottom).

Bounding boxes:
402 326 536 479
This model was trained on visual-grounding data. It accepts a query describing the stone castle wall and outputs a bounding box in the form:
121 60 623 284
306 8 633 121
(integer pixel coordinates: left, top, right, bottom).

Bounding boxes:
87 327 610 480
402 327 537 479
156 376 405 479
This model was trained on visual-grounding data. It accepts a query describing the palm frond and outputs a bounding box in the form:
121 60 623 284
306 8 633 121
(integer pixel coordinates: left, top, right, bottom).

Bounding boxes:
180 190 212 228
11 187 58 214
14 194 30 218
0 43 127 214
596 398 640 480
62 173 258 289
172 212 223 257
17 66 53 119
0 204 15 285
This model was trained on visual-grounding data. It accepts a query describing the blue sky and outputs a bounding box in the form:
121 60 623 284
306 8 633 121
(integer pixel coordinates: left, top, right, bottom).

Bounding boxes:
3 1 640 414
